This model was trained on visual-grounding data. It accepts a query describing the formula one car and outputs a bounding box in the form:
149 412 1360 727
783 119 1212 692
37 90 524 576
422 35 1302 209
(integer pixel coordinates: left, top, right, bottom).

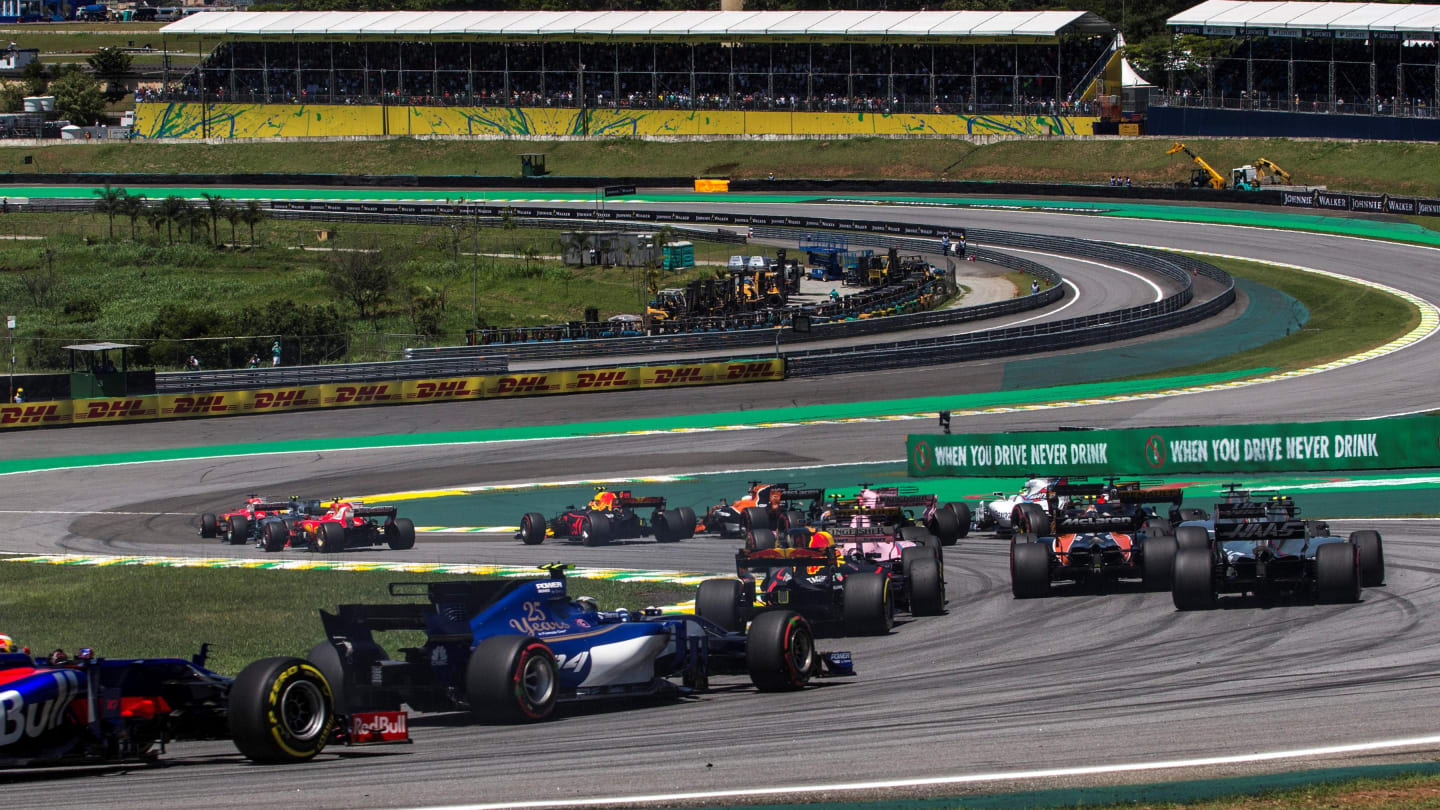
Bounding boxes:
0 645 407 769
518 490 696 546
700 482 830 539
697 543 894 636
292 499 416 554
1171 488 1385 610
310 565 851 720
1006 480 1188 537
198 496 301 546
829 485 969 546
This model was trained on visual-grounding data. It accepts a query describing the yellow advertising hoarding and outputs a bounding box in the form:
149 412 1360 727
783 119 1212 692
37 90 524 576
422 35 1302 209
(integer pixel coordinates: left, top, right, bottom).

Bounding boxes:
0 358 784 430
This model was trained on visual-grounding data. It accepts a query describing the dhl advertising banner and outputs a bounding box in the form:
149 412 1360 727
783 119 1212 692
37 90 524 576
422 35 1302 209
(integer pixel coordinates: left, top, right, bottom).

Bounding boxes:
907 416 1440 478
0 359 784 430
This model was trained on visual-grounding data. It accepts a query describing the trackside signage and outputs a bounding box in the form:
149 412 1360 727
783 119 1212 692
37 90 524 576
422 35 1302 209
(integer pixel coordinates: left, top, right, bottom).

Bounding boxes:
907 416 1440 476
0 359 784 431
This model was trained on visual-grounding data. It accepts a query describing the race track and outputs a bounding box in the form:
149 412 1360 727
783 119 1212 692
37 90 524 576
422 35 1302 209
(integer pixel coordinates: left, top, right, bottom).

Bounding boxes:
4 201 1440 808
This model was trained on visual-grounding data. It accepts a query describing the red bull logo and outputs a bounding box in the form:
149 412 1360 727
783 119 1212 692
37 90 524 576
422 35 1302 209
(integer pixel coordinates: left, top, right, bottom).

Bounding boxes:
494 375 551 395
0 670 80 746
0 404 60 426
168 395 229 415
332 384 398 404
651 367 704 386
82 400 148 420
350 711 408 743
414 380 473 400
253 389 311 410
726 363 779 380
573 371 634 390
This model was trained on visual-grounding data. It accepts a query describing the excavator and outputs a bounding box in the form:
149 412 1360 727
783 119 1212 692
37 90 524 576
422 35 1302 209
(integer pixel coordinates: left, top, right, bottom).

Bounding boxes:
1166 141 1227 190
1232 157 1293 189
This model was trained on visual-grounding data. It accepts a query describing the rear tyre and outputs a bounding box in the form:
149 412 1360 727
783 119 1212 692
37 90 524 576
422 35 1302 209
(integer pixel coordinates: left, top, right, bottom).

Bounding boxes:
941 502 971 541
1172 548 1216 610
1015 503 1049 536
842 571 892 635
1316 541 1361 604
1350 530 1384 587
1176 508 1209 522
580 513 611 547
676 507 697 539
226 515 249 546
926 506 961 546
777 509 806 535
905 554 945 616
1009 540 1050 599
229 657 336 763
1142 536 1178 591
1143 517 1173 536
465 635 557 723
696 578 746 633
746 611 815 692
519 513 547 545
742 506 772 532
262 521 288 553
385 518 416 550
652 511 678 543
200 513 218 539
317 521 345 554
1176 525 1210 551
305 641 360 714
749 528 778 551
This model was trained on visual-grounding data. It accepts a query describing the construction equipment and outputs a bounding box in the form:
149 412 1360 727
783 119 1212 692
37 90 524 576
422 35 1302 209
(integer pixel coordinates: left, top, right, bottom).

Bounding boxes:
1166 141 1227 190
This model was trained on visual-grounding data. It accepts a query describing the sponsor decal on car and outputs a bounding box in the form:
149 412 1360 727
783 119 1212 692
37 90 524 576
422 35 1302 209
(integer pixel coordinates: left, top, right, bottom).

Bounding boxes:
350 711 408 744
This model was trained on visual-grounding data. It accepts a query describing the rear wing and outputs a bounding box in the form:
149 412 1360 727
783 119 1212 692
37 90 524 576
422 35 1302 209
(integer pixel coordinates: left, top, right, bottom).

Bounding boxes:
251 501 297 512
614 496 665 508
1052 514 1138 533
1112 487 1183 505
825 525 896 542
1214 518 1307 541
778 488 826 502
874 494 937 508
353 505 399 519
826 505 908 522
735 548 839 576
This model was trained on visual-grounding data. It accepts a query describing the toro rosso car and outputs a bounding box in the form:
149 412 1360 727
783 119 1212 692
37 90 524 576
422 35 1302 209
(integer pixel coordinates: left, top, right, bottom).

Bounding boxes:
292 500 416 554
1171 489 1385 610
518 490 696 546
310 565 851 721
0 646 407 769
701 482 829 538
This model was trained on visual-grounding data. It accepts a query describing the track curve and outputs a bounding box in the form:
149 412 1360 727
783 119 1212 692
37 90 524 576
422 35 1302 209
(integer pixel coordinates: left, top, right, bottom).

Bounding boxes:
7 202 1440 809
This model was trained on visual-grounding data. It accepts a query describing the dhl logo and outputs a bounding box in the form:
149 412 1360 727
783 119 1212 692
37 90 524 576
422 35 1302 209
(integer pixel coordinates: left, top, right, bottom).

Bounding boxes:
414 380 473 399
495 376 550 394
254 390 309 410
169 395 228 414
0 404 60 425
333 384 398 404
651 367 704 385
573 371 635 390
726 363 777 380
83 400 148 420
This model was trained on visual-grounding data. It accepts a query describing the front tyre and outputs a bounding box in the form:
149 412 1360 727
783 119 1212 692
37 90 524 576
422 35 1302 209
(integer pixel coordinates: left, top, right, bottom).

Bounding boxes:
580 513 611 547
746 611 816 692
229 657 336 763
262 521 289 552
465 636 557 723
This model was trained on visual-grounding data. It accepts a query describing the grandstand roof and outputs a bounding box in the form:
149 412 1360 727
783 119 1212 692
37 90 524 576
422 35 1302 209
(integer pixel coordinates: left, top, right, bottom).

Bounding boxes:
160 9 1115 41
1170 1 1440 35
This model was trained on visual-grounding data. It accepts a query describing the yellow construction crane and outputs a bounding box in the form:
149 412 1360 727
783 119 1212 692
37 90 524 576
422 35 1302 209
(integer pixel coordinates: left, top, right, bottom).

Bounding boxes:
1254 158 1292 184
1166 141 1227 190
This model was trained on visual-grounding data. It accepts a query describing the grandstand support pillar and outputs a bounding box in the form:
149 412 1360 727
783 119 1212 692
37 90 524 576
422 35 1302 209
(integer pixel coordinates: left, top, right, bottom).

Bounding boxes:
261 42 269 100
886 46 893 110
847 42 854 104
767 44 773 101
503 44 510 103
432 45 437 98
688 44 695 108
1287 56 1294 111
929 46 935 109
229 38 236 99
613 44 619 103
467 42 474 103
162 35 168 94
725 44 731 100
295 42 301 100
971 46 978 111
1328 57 1336 113
1396 61 1403 117
1205 62 1214 105
1246 37 1253 107
329 43 335 105
1369 60 1377 114
1013 44 1020 113
198 36 206 139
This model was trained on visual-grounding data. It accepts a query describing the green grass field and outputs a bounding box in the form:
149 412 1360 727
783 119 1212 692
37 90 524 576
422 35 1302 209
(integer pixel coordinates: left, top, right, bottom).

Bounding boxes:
0 562 693 676
6 137 1440 198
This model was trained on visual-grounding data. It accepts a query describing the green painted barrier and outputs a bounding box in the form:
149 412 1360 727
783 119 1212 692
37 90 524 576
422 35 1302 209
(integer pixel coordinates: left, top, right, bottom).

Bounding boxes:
908 416 1440 477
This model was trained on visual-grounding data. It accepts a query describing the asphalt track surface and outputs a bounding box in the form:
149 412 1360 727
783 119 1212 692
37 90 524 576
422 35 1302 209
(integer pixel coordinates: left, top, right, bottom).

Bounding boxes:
5 200 1440 808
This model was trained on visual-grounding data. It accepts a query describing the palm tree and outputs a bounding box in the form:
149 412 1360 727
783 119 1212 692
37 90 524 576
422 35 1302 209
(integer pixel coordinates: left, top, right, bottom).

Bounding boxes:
118 193 146 241
158 195 186 245
92 182 124 240
181 202 207 244
239 200 266 247
143 206 164 242
200 192 227 248
223 203 242 248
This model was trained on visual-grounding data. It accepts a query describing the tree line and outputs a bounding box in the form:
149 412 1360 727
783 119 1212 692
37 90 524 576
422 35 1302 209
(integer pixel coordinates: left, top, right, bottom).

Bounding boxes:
92 185 268 247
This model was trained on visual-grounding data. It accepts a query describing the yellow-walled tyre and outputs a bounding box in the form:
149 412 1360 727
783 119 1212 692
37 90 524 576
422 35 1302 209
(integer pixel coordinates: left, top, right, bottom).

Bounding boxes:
230 657 336 763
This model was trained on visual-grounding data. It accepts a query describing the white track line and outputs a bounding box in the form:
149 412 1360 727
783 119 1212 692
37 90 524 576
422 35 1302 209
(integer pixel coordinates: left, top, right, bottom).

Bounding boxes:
0 510 189 516
1000 246 1165 302
422 734 1440 810
1365 407 1440 420
1007 278 1080 326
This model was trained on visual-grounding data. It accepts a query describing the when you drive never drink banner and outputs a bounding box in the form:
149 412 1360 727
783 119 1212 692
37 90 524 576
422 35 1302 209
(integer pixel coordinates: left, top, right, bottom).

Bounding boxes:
907 416 1440 477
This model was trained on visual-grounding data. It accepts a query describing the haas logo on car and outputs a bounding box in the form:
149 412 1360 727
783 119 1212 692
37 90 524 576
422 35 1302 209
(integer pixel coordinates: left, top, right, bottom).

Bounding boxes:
414 380 473 400
0 670 80 746
495 376 550 395
169 395 228 415
83 400 147 420
573 371 634 390
254 389 307 410
0 404 60 426
651 367 703 385
726 363 776 380
332 385 397 404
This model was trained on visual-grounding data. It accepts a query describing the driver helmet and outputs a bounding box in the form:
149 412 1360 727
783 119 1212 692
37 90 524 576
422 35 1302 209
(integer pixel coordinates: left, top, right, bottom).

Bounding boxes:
589 491 617 511
786 527 811 548
574 596 598 613
48 649 68 665
858 488 880 508
0 633 16 654
76 648 94 661
1022 478 1052 497
808 529 835 549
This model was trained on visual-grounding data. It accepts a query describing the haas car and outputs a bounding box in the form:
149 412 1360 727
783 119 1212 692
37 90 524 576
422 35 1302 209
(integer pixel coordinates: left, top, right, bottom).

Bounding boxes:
1009 481 1187 598
310 564 852 720
0 645 407 769
291 499 416 554
518 490 696 546
1171 487 1385 610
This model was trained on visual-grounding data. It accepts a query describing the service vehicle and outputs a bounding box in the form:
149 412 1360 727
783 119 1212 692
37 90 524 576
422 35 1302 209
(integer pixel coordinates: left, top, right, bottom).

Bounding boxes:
519 490 695 546
310 565 851 720
1171 489 1385 610
293 499 416 553
0 644 407 768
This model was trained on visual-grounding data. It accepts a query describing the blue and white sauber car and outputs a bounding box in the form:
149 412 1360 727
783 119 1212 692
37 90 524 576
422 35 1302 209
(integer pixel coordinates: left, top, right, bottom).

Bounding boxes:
311 565 854 721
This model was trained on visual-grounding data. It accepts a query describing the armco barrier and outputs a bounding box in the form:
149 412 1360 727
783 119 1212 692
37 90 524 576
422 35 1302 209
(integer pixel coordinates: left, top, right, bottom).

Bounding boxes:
157 355 509 394
907 415 1440 477
0 358 783 430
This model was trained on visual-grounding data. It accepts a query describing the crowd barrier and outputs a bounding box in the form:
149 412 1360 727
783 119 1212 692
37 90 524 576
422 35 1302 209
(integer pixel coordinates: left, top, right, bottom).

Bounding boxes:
0 358 784 431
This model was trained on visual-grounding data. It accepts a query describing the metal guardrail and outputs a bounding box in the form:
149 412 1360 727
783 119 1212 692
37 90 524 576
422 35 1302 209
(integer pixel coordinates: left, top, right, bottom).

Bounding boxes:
156 355 508 394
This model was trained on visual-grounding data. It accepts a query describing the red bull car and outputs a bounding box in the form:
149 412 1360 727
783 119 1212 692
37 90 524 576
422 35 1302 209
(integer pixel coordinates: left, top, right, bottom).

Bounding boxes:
517 490 696 546
292 500 416 554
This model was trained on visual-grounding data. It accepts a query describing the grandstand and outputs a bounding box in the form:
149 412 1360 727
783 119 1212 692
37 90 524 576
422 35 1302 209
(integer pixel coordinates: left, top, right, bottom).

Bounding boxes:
138 10 1117 139
1163 0 1440 118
